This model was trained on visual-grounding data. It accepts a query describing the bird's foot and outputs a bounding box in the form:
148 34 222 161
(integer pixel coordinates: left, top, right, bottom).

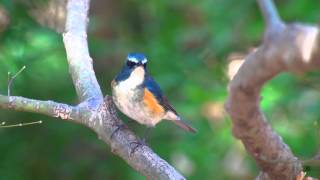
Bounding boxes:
110 123 128 139
129 138 147 155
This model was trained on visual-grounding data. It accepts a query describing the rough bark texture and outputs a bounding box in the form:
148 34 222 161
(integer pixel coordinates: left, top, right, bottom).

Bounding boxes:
0 0 184 179
225 0 320 179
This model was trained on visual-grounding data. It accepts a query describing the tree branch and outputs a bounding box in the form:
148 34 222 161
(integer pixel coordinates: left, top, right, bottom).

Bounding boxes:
0 94 79 120
226 6 320 180
257 0 284 33
63 0 103 103
0 0 185 178
257 0 285 42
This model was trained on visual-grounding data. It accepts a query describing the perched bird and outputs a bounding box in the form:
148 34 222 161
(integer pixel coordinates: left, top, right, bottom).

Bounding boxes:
111 53 196 136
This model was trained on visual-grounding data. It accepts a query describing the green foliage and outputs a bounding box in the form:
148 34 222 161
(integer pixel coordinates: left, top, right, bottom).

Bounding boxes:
0 0 319 179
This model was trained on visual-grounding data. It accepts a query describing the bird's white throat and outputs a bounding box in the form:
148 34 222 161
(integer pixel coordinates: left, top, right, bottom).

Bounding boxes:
117 66 145 91
112 66 147 125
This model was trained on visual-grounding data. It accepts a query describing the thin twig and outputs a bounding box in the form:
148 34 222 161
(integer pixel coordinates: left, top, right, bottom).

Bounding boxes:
0 120 42 128
7 66 26 97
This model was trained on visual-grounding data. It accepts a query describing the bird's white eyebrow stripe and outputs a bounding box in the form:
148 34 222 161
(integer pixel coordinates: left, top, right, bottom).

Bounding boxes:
141 58 147 64
128 57 139 63
127 57 148 64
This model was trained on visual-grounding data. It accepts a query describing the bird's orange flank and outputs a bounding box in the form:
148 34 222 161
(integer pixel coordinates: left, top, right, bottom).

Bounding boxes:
143 88 164 116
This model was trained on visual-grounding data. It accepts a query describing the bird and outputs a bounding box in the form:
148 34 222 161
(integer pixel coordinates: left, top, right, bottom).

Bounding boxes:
111 52 196 139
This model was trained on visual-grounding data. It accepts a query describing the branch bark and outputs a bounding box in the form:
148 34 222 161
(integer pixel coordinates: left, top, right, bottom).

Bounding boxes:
0 95 79 120
0 0 185 179
63 0 103 103
226 0 320 179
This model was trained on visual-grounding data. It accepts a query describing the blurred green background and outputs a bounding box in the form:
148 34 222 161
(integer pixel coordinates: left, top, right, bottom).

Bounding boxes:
0 0 319 179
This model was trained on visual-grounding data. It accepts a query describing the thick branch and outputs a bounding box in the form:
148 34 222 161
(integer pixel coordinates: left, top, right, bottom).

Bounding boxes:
226 22 320 179
0 94 79 120
63 0 103 103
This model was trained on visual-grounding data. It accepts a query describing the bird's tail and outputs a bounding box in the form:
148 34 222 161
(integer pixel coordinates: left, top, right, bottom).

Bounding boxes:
172 118 197 133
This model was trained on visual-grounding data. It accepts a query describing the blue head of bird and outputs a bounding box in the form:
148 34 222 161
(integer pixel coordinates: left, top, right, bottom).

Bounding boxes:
114 52 148 83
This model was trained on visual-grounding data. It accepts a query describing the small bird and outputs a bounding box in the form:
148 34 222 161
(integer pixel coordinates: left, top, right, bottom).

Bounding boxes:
111 53 196 137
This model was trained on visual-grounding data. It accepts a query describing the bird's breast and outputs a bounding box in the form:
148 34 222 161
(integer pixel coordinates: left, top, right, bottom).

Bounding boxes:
112 68 147 124
112 80 143 114
112 66 145 109
112 79 164 126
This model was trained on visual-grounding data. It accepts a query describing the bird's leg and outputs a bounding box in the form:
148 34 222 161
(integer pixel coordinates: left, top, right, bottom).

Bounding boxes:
130 127 152 155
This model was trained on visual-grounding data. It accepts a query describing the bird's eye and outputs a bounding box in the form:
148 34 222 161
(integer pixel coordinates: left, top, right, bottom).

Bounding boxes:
127 61 136 68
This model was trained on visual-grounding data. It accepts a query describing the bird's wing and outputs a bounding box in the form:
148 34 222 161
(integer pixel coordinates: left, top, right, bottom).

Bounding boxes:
143 75 178 115
144 75 197 133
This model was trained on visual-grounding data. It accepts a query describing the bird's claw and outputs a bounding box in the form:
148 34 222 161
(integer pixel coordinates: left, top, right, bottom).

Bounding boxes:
110 123 128 139
129 139 147 155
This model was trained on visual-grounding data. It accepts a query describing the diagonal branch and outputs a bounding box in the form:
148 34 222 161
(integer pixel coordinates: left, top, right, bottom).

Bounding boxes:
7 66 26 97
63 0 103 103
226 3 320 180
